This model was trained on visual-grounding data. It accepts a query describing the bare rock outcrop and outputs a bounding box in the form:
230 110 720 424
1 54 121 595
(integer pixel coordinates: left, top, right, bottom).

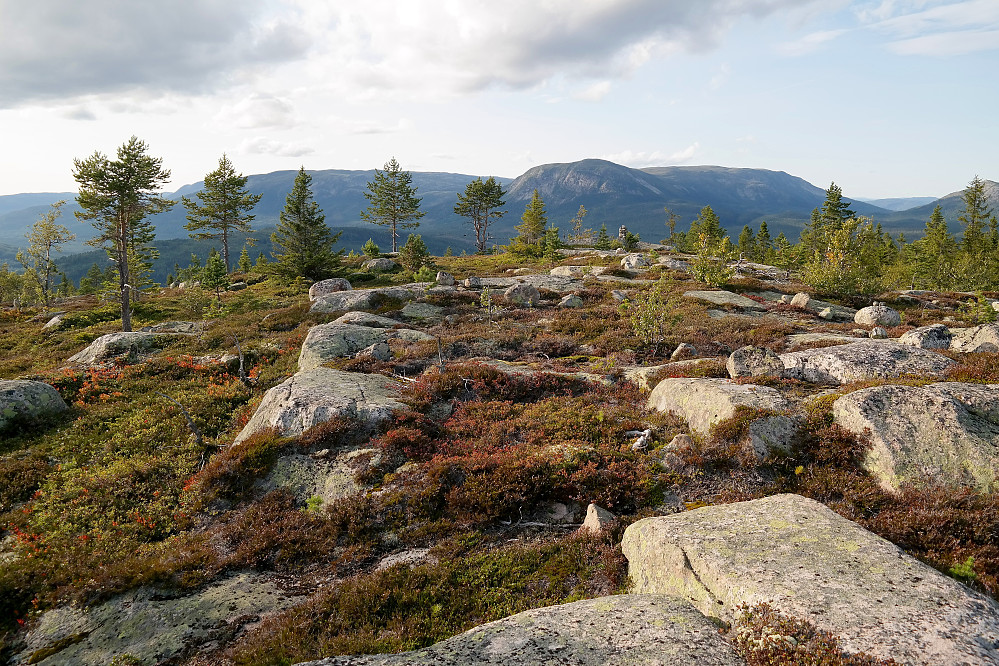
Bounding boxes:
726 345 784 378
683 290 766 311
623 493 999 666
301 595 745 666
309 286 419 314
898 323 952 349
0 380 68 431
855 303 902 327
67 331 184 366
308 278 352 301
833 382 999 492
233 368 405 444
503 283 540 307
779 340 954 384
647 378 795 457
950 324 999 353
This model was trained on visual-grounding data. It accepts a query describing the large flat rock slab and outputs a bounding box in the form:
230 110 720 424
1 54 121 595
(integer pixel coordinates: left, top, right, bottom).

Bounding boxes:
0 380 68 431
683 290 766 310
623 493 999 666
310 287 420 314
833 382 999 492
950 324 999 353
66 331 185 366
647 378 788 435
779 340 954 384
234 368 405 444
301 595 744 666
13 572 301 666
297 323 434 371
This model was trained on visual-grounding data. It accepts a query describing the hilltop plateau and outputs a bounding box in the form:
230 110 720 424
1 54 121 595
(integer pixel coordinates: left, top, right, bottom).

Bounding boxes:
3 242 999 665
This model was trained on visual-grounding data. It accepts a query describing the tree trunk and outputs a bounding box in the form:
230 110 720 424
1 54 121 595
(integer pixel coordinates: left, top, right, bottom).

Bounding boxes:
222 229 230 273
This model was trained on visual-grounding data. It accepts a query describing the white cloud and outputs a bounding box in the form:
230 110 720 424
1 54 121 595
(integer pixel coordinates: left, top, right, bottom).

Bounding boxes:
574 81 613 102
348 118 414 135
777 28 849 55
859 0 999 55
239 137 314 157
216 94 297 130
602 143 700 167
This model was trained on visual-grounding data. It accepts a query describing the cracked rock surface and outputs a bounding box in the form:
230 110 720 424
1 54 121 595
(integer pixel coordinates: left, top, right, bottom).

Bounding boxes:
300 595 745 666
622 493 999 666
779 340 954 384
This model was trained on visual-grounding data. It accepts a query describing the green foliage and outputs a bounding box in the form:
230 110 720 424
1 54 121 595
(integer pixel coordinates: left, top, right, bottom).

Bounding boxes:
237 245 253 274
181 154 261 271
691 232 735 287
567 205 591 242
949 556 977 584
200 249 229 302
454 177 506 253
594 224 612 250
361 157 426 253
959 175 994 254
413 265 436 282
619 274 683 356
959 292 998 325
271 167 344 282
514 189 547 245
73 135 174 332
542 225 563 266
800 217 894 296
21 201 74 306
398 234 431 272
362 238 380 257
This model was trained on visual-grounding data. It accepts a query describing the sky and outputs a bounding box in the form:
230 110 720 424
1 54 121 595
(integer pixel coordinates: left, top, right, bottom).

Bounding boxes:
0 0 996 199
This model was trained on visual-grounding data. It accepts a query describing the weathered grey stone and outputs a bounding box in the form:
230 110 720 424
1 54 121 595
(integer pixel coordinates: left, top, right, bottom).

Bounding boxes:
784 333 863 350
549 265 591 277
139 321 201 334
621 253 650 270
310 286 418 314
0 380 68 431
790 292 811 308
647 378 789 436
260 448 379 508
227 281 248 291
504 282 540 307
726 346 784 378
780 341 954 385
869 326 888 339
331 312 401 328
665 433 694 452
359 342 392 361
67 332 177 366
308 278 352 301
234 368 405 444
950 324 999 353
435 271 455 286
683 290 766 310
660 257 690 271
401 302 444 322
362 257 398 272
670 342 697 360
609 289 628 302
14 573 301 666
558 293 583 308
855 304 902 327
818 307 835 320
463 276 481 288
899 323 952 349
299 323 395 370
623 493 999 666
42 313 67 330
580 503 616 534
833 382 999 493
301 595 744 666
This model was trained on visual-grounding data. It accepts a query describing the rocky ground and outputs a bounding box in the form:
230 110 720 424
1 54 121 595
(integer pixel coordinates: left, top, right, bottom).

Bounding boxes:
2 249 999 665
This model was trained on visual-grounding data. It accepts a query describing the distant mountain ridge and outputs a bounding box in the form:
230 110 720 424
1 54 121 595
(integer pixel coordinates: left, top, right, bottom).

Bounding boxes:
1 161 995 270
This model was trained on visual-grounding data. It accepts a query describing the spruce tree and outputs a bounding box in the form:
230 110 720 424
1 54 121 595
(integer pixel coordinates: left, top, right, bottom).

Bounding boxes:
737 225 755 259
756 221 773 263
361 157 425 253
958 175 994 254
819 182 856 228
595 224 611 250
515 189 547 245
201 249 229 303
271 167 343 282
182 154 261 271
237 245 252 273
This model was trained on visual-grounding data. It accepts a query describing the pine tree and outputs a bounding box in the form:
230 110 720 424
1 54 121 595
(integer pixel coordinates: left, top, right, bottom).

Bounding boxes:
688 206 724 244
454 177 506 253
182 154 261 271
361 157 426 253
594 224 612 250
542 225 563 266
271 167 343 282
819 182 856 229
515 189 547 245
568 205 590 242
73 136 173 332
914 205 957 289
398 234 430 272
958 175 994 254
